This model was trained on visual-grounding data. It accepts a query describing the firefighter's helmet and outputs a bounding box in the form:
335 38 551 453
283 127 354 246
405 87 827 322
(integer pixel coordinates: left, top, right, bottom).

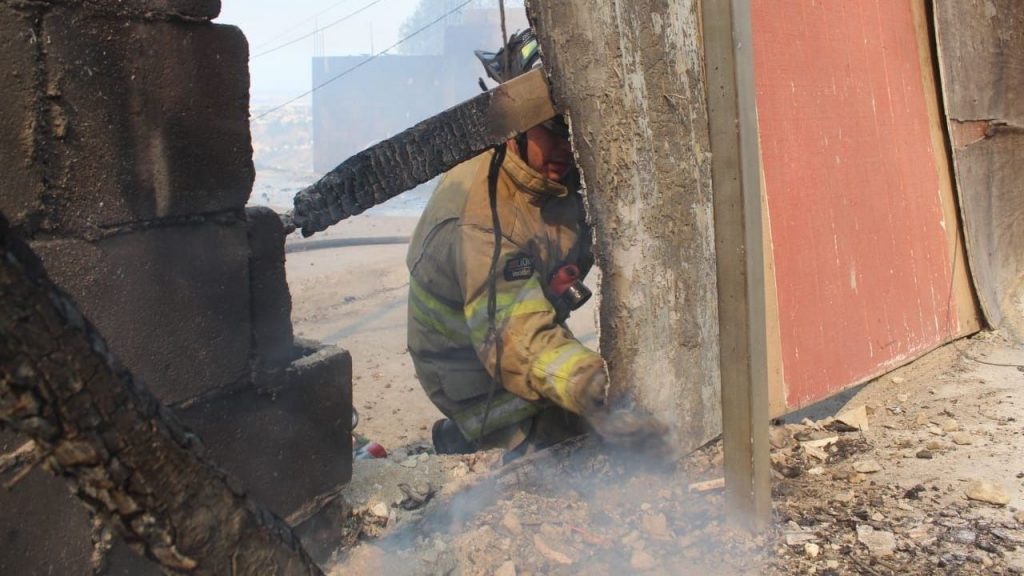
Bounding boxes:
475 29 569 139
474 28 542 84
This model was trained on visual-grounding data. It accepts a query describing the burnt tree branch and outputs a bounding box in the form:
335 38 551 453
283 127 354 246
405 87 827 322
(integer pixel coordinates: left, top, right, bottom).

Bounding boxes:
291 68 557 237
0 214 323 576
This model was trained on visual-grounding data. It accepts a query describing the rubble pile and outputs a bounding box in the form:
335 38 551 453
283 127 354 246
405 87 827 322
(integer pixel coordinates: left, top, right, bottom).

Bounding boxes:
333 440 771 576
766 409 1024 575
328 365 1024 575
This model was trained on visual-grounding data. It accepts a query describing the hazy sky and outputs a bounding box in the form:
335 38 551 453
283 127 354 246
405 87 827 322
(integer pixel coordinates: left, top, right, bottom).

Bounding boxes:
219 0 423 105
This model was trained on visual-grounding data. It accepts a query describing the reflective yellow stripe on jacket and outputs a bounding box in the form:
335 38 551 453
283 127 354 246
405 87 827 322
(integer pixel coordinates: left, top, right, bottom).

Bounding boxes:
409 278 469 343
451 390 546 441
464 275 550 342
531 340 597 412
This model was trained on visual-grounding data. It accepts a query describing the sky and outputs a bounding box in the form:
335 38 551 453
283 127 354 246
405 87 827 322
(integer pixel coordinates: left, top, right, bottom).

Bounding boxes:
219 0 424 105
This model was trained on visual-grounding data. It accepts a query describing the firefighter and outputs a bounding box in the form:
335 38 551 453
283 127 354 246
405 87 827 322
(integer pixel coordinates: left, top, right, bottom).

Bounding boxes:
407 28 662 458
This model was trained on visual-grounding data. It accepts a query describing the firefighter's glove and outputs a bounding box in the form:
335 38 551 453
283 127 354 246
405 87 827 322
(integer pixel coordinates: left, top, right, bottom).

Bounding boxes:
579 378 670 455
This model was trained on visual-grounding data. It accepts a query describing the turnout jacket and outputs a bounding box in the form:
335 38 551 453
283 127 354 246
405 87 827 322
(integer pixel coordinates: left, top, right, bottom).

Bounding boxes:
406 147 604 440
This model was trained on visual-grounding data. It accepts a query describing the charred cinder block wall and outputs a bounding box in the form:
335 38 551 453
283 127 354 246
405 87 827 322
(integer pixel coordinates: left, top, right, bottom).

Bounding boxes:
1 0 256 400
0 1 352 574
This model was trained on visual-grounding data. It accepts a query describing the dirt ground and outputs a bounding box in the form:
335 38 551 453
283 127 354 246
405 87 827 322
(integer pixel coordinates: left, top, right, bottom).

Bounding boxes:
286 215 1024 575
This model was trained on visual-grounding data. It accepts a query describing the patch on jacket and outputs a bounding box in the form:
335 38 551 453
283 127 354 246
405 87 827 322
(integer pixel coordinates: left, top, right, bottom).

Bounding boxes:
503 254 535 282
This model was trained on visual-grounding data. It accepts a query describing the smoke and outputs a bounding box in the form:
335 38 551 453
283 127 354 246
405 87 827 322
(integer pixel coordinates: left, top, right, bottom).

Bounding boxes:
325 436 769 575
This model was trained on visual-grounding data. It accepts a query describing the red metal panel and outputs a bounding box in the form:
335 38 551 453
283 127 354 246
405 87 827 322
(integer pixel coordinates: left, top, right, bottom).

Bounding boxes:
751 1 958 408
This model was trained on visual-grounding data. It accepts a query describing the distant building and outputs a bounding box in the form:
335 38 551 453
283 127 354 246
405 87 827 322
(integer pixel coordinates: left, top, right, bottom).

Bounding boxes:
312 8 528 173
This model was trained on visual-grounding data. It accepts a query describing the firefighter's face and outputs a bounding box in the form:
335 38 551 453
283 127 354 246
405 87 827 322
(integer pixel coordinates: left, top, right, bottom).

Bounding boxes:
523 124 574 182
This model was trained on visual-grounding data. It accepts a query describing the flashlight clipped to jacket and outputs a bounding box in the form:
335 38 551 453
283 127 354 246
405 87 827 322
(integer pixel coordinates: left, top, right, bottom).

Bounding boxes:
548 263 592 312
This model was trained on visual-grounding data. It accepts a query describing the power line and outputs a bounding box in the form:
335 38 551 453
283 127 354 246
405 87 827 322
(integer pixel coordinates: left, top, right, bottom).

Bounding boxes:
252 0 388 59
253 0 474 120
251 0 358 51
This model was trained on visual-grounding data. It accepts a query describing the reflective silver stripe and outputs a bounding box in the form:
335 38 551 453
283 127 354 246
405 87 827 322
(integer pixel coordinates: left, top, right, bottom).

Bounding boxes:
451 390 545 441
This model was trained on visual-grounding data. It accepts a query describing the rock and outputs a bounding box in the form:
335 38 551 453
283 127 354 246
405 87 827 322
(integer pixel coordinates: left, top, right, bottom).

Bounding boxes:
807 466 825 476
916 450 933 459
1015 510 1024 524
907 524 931 541
965 480 1010 506
803 445 829 461
785 423 808 436
951 432 973 445
804 543 820 558
951 529 977 544
915 413 930 426
991 527 1024 544
369 502 389 518
926 440 943 450
826 560 840 569
853 460 883 474
801 432 840 447
539 523 562 539
533 535 573 565
495 561 517 576
928 425 945 436
450 462 470 478
939 418 960 432
857 525 896 557
623 530 642 547
834 490 855 504
903 484 926 500
896 393 910 403
871 511 885 522
785 531 817 545
501 512 522 534
835 405 870 432
400 456 419 468
891 376 907 385
630 549 658 571
641 513 672 540
769 426 791 449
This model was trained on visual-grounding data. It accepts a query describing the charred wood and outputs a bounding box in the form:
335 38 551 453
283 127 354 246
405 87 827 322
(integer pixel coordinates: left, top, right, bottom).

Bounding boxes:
0 213 323 575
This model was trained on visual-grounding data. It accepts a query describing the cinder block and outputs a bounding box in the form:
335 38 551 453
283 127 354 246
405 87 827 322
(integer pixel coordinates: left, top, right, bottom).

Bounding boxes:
38 10 252 233
0 432 96 576
246 207 295 369
31 218 252 405
0 8 47 236
21 1 220 20
180 344 354 517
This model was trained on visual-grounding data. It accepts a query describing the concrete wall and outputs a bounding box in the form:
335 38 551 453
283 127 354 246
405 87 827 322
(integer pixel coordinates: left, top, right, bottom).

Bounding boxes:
530 1 722 451
0 1 352 573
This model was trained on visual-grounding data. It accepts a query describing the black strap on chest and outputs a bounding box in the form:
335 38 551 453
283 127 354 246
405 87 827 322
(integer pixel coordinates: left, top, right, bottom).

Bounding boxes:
477 143 508 446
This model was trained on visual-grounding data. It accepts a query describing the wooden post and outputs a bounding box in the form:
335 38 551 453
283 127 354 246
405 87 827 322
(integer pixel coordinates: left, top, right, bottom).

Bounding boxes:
702 0 771 529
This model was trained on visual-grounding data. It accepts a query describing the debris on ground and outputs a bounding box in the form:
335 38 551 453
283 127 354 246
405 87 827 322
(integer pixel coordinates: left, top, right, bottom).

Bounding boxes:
322 339 1024 575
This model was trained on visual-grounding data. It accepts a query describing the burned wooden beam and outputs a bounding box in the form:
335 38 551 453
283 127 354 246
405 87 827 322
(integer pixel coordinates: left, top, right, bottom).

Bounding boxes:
290 68 557 237
0 214 323 575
